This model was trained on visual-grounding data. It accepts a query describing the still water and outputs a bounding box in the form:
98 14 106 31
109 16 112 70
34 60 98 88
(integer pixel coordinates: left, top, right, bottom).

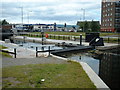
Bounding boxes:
68 53 99 74
14 40 63 51
65 52 120 89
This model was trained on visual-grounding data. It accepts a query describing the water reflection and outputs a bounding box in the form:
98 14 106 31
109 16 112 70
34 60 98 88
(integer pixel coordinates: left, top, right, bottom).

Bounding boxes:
64 51 120 89
68 53 99 74
99 53 120 89
13 40 63 51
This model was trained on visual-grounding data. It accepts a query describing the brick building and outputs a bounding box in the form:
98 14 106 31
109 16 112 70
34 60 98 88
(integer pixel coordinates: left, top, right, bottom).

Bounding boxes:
101 0 120 32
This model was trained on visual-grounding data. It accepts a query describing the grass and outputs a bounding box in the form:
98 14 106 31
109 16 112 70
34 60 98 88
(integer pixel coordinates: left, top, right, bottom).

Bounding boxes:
0 45 12 58
103 38 120 43
2 61 96 88
0 45 7 49
30 31 119 37
100 32 119 37
21 31 120 44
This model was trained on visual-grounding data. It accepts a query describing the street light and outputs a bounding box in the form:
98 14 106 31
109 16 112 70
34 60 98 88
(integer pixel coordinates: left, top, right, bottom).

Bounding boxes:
27 11 32 31
81 8 85 32
27 11 32 24
81 8 85 20
19 7 24 33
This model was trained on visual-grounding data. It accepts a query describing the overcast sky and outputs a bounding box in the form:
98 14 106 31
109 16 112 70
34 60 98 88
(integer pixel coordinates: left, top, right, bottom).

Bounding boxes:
1 0 101 25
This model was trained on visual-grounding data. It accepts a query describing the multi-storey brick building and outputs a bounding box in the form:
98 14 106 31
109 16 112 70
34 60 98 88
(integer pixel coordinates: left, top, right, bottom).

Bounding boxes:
101 0 120 32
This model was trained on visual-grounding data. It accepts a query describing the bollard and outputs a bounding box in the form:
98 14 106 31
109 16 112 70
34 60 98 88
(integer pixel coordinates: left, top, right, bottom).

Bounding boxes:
118 37 120 44
48 46 50 56
80 34 82 45
74 36 76 41
23 36 25 43
108 37 109 43
63 36 65 40
41 47 44 51
36 47 38 57
33 39 35 43
68 36 70 40
14 48 16 58
58 35 60 40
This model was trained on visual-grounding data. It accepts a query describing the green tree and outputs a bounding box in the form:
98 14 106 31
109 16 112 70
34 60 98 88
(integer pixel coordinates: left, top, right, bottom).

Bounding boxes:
77 22 83 31
90 20 100 32
2 19 9 25
84 21 89 32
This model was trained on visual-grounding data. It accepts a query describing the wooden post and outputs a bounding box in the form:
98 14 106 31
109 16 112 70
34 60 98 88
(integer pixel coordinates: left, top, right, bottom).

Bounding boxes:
36 47 38 57
14 48 16 58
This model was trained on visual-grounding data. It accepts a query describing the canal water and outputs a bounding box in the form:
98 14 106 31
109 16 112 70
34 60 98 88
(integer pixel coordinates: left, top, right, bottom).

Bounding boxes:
13 40 63 51
64 51 120 89
67 53 100 74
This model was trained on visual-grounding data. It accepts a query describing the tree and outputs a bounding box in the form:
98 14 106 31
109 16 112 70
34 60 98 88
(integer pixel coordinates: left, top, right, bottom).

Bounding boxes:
84 21 89 32
2 19 9 25
77 21 84 31
90 20 100 32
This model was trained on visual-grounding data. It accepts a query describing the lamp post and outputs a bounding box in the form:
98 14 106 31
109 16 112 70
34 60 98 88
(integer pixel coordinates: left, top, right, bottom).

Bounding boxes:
27 11 32 31
19 7 23 33
81 8 85 32
28 11 32 24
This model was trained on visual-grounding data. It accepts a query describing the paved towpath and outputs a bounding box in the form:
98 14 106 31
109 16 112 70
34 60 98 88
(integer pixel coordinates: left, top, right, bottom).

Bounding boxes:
2 56 68 67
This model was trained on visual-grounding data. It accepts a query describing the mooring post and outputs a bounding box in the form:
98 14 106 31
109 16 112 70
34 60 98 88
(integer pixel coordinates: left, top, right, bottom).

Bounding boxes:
23 36 25 43
80 34 82 46
36 47 38 57
14 48 16 58
48 46 50 56
108 37 109 43
58 35 59 39
118 37 120 44
42 47 44 51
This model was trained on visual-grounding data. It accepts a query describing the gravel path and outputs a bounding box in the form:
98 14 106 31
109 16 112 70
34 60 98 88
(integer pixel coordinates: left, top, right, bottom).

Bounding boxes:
2 56 68 67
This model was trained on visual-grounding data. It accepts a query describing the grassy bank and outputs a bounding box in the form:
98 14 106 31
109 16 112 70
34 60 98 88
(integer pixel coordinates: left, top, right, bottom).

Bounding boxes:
0 45 12 58
103 38 120 43
30 32 119 37
22 32 119 43
30 32 85 36
2 61 96 88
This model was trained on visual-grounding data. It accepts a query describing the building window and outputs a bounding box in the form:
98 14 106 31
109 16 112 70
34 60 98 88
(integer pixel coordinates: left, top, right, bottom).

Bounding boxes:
108 3 110 6
115 19 120 23
111 13 112 16
110 23 112 26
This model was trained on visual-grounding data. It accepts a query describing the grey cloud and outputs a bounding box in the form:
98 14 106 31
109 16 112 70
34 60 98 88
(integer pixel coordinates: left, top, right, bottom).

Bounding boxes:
1 0 101 24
